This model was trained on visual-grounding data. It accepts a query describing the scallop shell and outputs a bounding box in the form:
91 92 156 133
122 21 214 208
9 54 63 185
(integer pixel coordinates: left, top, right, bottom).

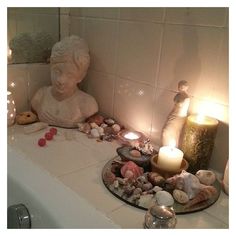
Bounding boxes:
155 191 174 206
195 170 216 186
173 189 189 204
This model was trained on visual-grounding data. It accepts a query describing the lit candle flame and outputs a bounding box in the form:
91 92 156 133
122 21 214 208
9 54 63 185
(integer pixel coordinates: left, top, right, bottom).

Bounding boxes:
124 132 140 140
169 140 176 150
196 113 205 124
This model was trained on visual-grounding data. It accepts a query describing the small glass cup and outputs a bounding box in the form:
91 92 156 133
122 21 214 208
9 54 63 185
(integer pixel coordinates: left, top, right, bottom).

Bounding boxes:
144 205 177 229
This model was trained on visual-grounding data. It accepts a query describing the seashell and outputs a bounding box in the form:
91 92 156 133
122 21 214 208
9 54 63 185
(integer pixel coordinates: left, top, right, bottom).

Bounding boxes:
142 182 153 191
130 194 141 202
104 126 114 135
77 123 91 134
123 184 136 196
100 123 108 128
103 170 116 185
90 128 100 138
195 170 216 186
166 170 203 199
133 187 143 195
185 186 217 208
173 189 189 204
138 194 155 208
90 122 99 129
120 161 144 180
86 114 104 126
113 180 119 189
112 124 121 134
155 191 174 206
104 118 115 126
97 127 104 136
147 172 165 187
152 186 163 193
129 149 142 158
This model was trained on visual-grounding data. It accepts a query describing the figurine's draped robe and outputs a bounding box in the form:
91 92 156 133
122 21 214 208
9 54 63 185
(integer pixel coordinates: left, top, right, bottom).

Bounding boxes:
162 92 190 147
31 86 98 128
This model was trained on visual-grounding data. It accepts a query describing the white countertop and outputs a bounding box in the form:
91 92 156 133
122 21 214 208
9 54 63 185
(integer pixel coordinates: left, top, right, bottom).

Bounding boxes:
7 124 229 229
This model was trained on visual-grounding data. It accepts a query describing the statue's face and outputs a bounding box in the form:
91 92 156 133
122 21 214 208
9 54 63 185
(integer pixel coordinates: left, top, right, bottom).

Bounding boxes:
51 62 79 97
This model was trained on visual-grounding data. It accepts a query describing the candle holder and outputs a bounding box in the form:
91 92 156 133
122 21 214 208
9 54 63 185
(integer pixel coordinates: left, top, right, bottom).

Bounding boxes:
7 91 16 126
150 154 189 178
180 114 218 174
117 129 143 146
116 146 157 170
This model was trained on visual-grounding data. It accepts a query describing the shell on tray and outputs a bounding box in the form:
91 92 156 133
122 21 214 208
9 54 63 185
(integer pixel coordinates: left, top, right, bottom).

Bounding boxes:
120 161 144 180
173 189 189 204
185 186 217 209
155 191 174 206
166 170 203 199
147 172 165 187
195 170 216 186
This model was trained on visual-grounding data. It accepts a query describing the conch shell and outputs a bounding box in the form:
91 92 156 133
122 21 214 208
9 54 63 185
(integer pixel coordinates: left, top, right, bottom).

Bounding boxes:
185 186 217 208
195 170 216 185
166 170 204 199
120 161 144 180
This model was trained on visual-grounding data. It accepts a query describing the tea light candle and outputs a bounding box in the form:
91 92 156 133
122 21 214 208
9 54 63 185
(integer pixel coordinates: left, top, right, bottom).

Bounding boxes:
181 114 218 173
157 145 184 172
123 131 140 140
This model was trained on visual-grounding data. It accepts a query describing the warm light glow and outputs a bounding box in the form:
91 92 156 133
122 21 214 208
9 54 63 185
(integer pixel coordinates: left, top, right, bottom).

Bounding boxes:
10 82 16 88
124 132 140 140
7 45 12 60
192 98 228 123
169 140 176 148
196 113 205 124
7 91 12 96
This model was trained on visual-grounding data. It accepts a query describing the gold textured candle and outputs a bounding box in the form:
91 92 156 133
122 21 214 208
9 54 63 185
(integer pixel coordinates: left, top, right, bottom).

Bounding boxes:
181 114 218 173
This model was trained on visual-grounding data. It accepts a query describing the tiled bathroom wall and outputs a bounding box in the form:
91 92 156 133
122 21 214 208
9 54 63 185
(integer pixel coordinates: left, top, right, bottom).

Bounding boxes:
69 7 229 173
7 7 229 174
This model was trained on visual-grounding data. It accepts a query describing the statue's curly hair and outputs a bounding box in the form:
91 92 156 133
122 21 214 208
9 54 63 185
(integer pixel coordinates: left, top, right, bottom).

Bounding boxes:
50 35 90 80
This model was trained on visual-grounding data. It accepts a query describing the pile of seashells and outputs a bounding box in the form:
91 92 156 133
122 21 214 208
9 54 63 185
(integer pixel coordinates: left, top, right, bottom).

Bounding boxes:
103 159 218 210
77 114 123 142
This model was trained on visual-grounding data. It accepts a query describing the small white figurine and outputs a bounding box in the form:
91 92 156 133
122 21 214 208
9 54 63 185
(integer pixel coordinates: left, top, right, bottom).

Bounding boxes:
161 80 190 147
31 35 98 128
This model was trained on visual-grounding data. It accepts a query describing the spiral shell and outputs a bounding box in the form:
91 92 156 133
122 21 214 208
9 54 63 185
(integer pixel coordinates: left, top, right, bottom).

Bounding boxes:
173 189 189 204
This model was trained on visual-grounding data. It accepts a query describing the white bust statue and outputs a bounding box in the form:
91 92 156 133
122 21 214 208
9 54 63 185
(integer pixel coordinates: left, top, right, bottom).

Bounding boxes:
31 35 98 128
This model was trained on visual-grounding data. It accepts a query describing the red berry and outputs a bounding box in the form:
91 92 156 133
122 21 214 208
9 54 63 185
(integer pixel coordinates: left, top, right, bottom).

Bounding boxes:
45 132 53 140
49 127 57 135
38 138 46 147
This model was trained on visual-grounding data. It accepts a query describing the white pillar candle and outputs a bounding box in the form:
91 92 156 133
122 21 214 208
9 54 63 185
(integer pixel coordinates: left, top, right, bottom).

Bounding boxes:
157 146 184 172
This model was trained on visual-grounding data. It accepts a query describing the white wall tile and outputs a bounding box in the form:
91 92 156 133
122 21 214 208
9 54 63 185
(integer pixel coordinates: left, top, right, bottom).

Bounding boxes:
120 7 164 22
77 7 119 19
85 70 115 117
84 18 118 74
211 28 229 106
7 64 29 113
114 78 155 137
158 25 224 100
165 7 227 27
117 21 163 86
70 17 85 38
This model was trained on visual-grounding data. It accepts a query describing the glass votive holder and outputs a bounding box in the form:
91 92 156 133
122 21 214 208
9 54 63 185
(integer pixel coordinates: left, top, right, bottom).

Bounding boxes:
7 91 16 126
144 205 177 229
